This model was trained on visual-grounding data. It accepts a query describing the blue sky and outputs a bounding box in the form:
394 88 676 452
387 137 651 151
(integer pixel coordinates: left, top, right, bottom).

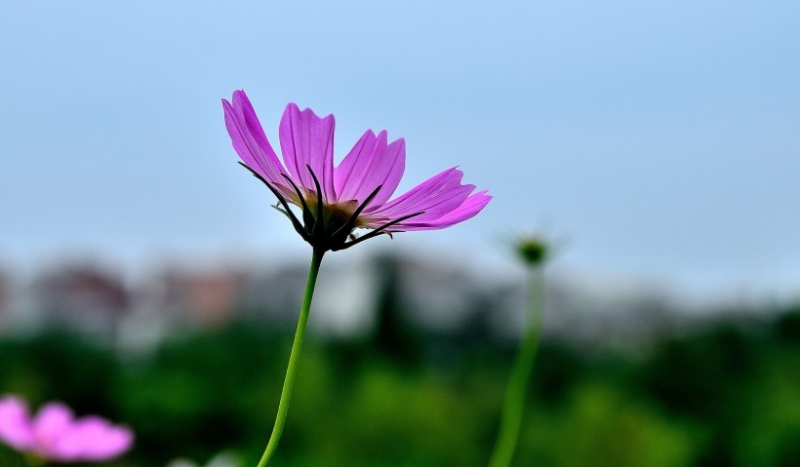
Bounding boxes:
1 1 798 298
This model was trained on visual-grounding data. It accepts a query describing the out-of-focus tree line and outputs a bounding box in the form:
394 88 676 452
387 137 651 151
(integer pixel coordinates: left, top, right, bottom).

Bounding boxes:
1 299 798 467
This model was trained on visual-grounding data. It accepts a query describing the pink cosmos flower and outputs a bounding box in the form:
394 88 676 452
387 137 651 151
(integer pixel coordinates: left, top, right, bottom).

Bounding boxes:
222 90 491 252
0 395 133 463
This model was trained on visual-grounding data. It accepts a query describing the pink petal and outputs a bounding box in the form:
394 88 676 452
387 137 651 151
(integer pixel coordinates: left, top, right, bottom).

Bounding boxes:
53 416 133 462
32 402 74 458
396 190 492 231
366 168 473 223
334 130 405 207
279 103 336 201
84 425 133 460
0 395 34 451
222 91 289 189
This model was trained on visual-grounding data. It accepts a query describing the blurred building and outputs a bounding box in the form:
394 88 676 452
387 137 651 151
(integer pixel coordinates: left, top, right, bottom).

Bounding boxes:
158 270 245 328
30 264 130 344
0 268 10 334
1 251 775 354
237 263 310 327
118 267 250 353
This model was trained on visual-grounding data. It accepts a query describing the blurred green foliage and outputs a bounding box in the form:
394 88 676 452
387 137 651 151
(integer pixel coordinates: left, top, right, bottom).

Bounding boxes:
1 306 798 467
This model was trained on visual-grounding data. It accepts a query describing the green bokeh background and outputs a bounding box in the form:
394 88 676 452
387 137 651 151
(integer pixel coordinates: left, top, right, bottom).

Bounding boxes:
1 307 798 467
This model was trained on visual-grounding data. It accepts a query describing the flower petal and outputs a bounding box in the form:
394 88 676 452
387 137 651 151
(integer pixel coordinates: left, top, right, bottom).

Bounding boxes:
365 168 472 222
32 403 74 458
279 103 336 201
395 190 492 231
334 130 405 207
53 416 133 462
0 395 34 451
222 91 287 187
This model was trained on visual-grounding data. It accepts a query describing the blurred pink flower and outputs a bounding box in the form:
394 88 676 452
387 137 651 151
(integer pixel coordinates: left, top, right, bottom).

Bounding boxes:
222 90 491 252
0 395 133 463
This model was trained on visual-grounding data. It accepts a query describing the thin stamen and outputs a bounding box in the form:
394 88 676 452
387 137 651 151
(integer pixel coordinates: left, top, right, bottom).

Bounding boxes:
239 163 308 241
281 174 310 215
330 184 383 240
306 165 326 236
336 210 425 250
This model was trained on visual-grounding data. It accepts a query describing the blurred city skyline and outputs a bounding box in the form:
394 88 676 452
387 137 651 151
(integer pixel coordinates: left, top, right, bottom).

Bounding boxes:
1 248 775 355
2 1 799 301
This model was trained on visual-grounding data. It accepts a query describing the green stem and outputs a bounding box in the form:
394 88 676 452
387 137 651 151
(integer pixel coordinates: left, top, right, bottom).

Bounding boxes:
488 265 544 467
256 247 325 467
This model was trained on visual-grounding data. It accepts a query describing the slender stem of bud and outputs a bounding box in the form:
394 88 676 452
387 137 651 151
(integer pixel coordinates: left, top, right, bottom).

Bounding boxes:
487 265 544 467
256 247 325 467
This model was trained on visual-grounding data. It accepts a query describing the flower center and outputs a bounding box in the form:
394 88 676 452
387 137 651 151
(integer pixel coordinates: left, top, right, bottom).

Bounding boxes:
306 197 360 233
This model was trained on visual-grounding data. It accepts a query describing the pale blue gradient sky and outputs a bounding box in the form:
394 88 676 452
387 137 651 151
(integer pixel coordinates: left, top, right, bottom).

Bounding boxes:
1 1 798 297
